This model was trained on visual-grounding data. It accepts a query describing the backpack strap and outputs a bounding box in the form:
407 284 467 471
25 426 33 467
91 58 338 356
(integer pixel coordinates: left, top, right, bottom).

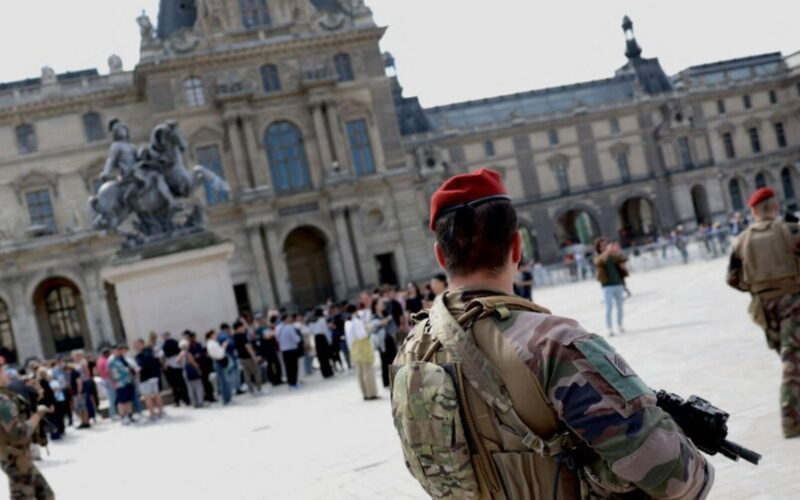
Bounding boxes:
428 294 569 457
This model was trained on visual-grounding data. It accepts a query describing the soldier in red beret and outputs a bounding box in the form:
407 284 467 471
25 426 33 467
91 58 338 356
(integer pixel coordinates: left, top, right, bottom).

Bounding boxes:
391 168 713 498
728 186 800 438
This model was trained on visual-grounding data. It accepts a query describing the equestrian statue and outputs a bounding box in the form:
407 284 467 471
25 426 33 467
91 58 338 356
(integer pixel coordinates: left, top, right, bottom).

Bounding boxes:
89 119 229 248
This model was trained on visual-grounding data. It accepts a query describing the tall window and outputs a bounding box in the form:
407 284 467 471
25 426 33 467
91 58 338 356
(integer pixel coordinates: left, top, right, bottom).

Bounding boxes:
16 124 36 154
184 77 206 108
483 140 495 157
548 129 559 146
264 121 312 193
0 300 15 363
722 132 736 159
239 0 271 28
260 64 281 93
769 90 777 105
26 189 56 235
716 99 726 114
334 53 354 82
729 178 744 211
743 94 752 109
782 167 795 200
748 127 761 153
775 122 787 148
755 172 767 189
347 119 375 176
83 112 104 142
196 145 229 205
553 162 570 195
609 118 620 135
45 285 85 353
616 151 631 182
677 136 693 168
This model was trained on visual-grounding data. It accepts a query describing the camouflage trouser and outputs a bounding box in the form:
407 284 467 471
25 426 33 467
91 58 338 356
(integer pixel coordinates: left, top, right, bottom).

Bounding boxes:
762 292 800 438
1 452 55 500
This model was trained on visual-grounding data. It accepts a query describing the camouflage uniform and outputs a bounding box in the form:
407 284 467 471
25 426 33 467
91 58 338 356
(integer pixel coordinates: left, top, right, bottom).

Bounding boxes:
0 391 54 500
728 216 800 438
393 289 713 499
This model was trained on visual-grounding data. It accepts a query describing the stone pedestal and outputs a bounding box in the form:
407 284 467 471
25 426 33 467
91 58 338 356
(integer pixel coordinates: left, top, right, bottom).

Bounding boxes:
101 241 237 343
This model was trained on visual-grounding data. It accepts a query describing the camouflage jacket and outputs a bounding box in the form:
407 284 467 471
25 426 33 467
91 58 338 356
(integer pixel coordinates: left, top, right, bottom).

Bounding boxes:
398 289 714 499
0 390 34 451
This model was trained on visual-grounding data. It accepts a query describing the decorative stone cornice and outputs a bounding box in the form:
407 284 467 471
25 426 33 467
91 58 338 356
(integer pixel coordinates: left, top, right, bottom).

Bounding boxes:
9 170 60 203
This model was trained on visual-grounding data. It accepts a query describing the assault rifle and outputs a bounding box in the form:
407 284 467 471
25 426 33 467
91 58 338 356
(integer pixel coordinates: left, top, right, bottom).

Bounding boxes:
655 390 761 465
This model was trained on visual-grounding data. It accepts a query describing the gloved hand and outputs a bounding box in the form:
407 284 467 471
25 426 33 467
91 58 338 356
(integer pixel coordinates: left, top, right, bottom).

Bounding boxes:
36 405 49 416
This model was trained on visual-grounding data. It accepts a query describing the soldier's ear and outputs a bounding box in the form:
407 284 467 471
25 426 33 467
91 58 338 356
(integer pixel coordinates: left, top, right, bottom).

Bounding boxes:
434 243 447 272
511 231 522 266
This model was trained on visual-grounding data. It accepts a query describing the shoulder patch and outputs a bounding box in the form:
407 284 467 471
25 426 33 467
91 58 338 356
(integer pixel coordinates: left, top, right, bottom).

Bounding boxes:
576 337 652 402
0 397 18 422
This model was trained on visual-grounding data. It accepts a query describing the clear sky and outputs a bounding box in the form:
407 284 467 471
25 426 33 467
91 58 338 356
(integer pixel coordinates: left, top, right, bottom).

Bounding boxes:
1 1 798 108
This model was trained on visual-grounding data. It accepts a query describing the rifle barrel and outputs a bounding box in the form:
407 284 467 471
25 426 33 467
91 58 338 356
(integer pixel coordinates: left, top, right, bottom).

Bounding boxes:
720 439 761 465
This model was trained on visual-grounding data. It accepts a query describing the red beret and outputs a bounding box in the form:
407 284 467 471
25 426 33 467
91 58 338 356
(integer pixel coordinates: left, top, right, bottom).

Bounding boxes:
747 187 775 208
429 168 509 230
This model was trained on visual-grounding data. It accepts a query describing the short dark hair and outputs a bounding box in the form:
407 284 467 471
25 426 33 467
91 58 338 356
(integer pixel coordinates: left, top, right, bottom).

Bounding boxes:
220 323 230 331
232 320 244 330
434 199 517 277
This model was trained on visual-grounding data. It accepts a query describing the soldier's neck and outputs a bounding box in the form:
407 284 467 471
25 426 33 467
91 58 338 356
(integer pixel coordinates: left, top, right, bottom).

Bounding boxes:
448 272 515 295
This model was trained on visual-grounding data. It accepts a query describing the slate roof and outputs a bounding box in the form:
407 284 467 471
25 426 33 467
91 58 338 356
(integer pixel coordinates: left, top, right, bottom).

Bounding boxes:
675 52 784 86
420 75 636 131
0 69 99 92
157 0 197 40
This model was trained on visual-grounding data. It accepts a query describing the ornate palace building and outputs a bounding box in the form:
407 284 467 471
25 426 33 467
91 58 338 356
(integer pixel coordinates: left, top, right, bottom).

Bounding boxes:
0 1 798 361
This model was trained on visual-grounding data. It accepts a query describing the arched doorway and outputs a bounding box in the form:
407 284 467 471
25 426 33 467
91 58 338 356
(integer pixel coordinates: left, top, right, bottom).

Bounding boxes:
0 299 17 363
755 171 771 189
691 185 711 224
556 209 599 247
618 197 659 243
729 178 745 212
33 277 91 356
283 227 335 310
519 226 540 262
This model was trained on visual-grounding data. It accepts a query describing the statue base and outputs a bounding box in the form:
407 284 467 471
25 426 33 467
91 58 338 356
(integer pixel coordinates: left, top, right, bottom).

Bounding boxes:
102 235 238 344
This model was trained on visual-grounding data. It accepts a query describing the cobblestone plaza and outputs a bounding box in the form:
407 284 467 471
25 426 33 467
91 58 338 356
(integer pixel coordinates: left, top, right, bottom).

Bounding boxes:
8 257 798 500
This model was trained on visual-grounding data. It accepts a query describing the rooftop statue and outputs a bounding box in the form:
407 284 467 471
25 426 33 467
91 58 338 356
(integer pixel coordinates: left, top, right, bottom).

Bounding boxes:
89 119 229 248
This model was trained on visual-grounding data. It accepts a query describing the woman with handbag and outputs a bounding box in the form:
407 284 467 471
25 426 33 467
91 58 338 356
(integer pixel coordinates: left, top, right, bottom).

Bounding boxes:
594 238 629 337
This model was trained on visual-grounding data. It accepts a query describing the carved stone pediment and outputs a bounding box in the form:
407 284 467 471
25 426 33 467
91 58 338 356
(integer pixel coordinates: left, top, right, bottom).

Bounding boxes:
9 170 59 203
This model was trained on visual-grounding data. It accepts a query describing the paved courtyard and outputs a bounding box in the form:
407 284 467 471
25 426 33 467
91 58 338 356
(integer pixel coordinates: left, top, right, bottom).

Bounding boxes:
8 257 800 499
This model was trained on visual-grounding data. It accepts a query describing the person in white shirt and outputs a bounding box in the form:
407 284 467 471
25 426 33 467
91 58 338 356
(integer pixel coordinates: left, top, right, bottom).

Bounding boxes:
205 330 232 404
344 304 378 400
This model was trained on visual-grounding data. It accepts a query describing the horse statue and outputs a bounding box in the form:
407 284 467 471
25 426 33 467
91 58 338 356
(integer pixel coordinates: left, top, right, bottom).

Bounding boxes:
89 120 229 247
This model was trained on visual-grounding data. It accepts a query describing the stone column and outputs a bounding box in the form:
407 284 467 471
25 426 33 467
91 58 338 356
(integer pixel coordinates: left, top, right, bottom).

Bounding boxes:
326 101 350 171
8 278 44 359
83 268 115 347
247 225 274 310
345 205 377 286
310 101 333 170
241 113 271 188
224 113 254 190
263 223 291 307
331 207 360 294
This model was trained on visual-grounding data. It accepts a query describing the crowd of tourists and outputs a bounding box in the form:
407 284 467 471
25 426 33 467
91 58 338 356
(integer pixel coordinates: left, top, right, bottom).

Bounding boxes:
3 278 456 448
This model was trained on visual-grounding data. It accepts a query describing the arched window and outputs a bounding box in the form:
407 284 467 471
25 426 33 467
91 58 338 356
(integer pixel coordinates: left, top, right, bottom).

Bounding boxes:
45 285 86 353
184 77 206 107
346 119 375 175
83 112 104 142
729 178 744 211
334 53 354 82
782 167 795 200
260 64 281 92
0 299 16 364
240 0 271 28
16 124 37 154
755 172 767 189
264 121 312 193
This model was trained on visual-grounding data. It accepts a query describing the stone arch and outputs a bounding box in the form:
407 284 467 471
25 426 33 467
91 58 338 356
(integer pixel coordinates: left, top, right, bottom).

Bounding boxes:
691 184 711 225
516 216 540 262
553 204 601 248
781 166 796 202
32 276 92 357
618 196 659 243
755 169 774 189
282 226 335 310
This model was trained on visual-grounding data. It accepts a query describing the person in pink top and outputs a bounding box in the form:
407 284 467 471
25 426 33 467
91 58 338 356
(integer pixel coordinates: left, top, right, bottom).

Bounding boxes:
96 348 117 420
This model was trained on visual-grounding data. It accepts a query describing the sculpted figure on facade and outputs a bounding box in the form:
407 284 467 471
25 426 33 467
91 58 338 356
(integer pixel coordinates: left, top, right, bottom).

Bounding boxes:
90 119 229 247
136 11 155 44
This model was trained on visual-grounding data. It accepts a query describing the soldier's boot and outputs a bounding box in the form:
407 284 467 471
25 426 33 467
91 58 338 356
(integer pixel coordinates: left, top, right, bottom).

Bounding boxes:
779 319 800 438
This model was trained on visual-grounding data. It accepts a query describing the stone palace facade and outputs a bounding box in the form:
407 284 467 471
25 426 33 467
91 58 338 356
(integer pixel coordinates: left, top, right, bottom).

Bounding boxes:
0 0 798 361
